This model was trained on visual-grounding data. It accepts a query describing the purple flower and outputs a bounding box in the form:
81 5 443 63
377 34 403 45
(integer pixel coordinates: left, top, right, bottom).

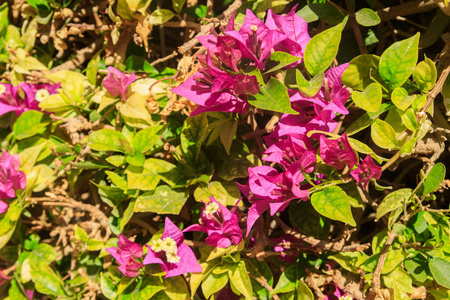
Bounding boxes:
184 196 242 248
0 83 59 117
323 283 351 300
0 150 26 205
144 218 202 278
350 155 382 190
106 234 144 277
265 5 310 65
172 53 259 115
239 166 309 235
103 67 136 101
319 133 357 170
21 82 60 111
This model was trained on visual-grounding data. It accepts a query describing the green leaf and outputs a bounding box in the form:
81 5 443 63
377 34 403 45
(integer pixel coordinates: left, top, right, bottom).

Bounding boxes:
383 266 413 294
296 70 324 97
38 93 76 117
106 155 127 167
86 49 102 86
144 158 183 186
379 33 420 90
376 188 412 221
228 261 253 300
404 255 429 282
297 3 345 25
13 110 48 140
218 154 260 181
289 200 330 239
126 167 160 191
74 225 89 242
173 0 186 14
134 186 187 214
371 119 399 150
126 150 146 167
87 239 104 251
264 51 301 74
133 125 165 153
149 9 175 25
347 138 386 164
311 186 356 226
194 181 241 206
304 17 347 76
219 119 237 155
355 8 381 26
413 56 437 92
423 163 446 196
117 0 134 20
101 273 117 299
345 102 393 135
161 276 189 300
351 82 382 112
297 280 314 300
31 270 67 297
400 108 418 131
342 54 382 91
248 77 298 114
202 269 229 299
181 114 208 163
119 93 153 129
391 87 417 111
133 277 165 300
89 129 126 152
272 265 297 293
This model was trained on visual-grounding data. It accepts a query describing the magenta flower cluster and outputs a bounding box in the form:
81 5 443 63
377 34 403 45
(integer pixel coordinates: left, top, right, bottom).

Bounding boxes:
0 150 26 214
0 82 60 117
107 217 203 278
172 6 310 115
103 67 136 101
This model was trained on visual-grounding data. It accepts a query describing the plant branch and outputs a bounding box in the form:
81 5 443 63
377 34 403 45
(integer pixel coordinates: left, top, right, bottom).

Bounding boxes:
368 230 397 299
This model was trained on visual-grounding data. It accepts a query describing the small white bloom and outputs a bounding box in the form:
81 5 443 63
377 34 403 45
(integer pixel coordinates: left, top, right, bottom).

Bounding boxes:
161 237 177 253
35 89 50 102
250 25 258 32
339 295 353 300
204 202 219 216
0 85 5 94
150 239 164 252
166 251 181 263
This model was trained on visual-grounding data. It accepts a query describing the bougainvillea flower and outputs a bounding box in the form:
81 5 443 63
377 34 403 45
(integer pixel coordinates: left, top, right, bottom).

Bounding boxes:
320 133 358 170
239 166 309 235
184 196 242 248
264 134 312 167
172 53 259 115
0 201 7 214
350 155 382 190
0 150 26 201
21 82 61 111
106 234 144 277
0 82 60 117
265 5 310 61
144 218 202 278
103 67 136 101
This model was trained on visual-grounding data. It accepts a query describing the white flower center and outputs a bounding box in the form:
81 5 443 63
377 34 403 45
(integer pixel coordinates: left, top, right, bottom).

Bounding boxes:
204 202 219 215
339 296 352 300
166 251 181 263
150 239 164 252
161 237 177 252
35 89 50 102
0 85 5 95
250 25 258 32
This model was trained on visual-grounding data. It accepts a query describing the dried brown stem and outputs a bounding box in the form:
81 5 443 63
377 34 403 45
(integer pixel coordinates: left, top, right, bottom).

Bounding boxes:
377 0 437 21
368 230 397 299
150 51 179 66
51 38 104 72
